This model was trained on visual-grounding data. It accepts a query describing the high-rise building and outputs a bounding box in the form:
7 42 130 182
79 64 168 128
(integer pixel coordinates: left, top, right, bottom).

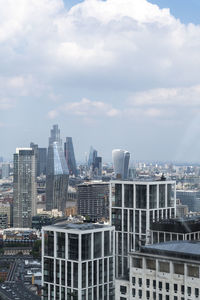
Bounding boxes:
88 146 97 167
78 181 109 221
2 163 10 179
93 156 102 176
110 179 176 278
64 137 77 176
46 125 69 213
13 148 36 228
30 142 38 177
38 147 47 175
42 222 115 300
112 149 130 179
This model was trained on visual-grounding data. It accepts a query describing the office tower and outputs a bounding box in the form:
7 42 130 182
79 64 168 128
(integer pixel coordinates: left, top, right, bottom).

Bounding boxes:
176 190 200 212
112 149 130 179
93 156 102 176
30 142 38 177
38 147 47 175
121 241 200 300
42 222 115 300
78 181 109 221
49 124 62 146
46 125 69 213
2 163 10 179
13 148 36 228
64 137 77 176
88 146 97 167
110 179 176 278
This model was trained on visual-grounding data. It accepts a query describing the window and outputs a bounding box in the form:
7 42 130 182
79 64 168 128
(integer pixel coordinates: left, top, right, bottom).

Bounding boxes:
124 184 133 208
132 288 135 297
159 261 170 273
57 232 65 258
138 290 142 299
132 277 135 285
146 279 150 288
174 284 178 293
159 294 162 300
81 234 91 260
120 286 127 295
187 265 199 278
68 234 78 260
146 259 156 270
132 257 143 268
153 292 156 300
159 282 162 291
195 288 199 297
149 185 157 208
136 185 147 208
187 286 191 296
174 263 184 275
166 283 169 291
181 285 184 295
153 280 156 289
138 278 142 287
166 296 169 300
174 297 177 300
146 291 150 298
94 232 102 258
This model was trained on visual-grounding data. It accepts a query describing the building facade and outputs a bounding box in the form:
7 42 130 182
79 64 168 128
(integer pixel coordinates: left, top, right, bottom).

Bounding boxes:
110 180 176 279
2 163 10 179
176 190 200 212
13 148 36 228
64 137 77 177
78 182 109 221
42 222 115 300
112 149 130 180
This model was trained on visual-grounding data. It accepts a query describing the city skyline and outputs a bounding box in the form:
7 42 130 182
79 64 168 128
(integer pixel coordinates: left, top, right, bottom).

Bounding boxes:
1 0 200 162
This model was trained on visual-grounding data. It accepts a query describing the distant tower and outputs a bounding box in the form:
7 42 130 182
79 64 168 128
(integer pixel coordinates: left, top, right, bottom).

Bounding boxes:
64 137 77 176
2 163 10 179
46 125 69 213
88 146 97 167
112 149 130 179
13 148 36 228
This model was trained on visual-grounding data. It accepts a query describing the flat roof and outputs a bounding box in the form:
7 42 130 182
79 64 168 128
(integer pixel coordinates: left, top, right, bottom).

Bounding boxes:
142 240 200 258
43 221 112 231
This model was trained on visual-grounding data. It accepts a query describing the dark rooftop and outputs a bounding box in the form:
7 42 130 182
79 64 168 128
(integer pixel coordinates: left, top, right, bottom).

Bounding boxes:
151 216 200 233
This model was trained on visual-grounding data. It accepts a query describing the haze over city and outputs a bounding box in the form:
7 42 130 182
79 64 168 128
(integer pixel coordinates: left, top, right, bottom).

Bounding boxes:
1 0 200 162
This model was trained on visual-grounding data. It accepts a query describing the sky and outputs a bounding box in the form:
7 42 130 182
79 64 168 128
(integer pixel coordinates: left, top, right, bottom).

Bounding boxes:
1 0 200 163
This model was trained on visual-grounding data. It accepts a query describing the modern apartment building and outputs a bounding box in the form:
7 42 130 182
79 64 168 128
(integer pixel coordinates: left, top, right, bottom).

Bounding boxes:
78 181 109 221
13 148 36 228
42 222 115 300
110 179 176 278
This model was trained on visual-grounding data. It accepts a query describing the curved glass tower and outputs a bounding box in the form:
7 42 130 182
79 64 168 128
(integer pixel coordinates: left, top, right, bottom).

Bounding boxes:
112 149 130 179
46 125 69 214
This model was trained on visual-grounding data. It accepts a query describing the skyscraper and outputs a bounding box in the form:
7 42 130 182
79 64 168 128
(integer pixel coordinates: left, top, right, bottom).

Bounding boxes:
2 163 10 179
42 222 115 300
38 147 47 175
46 125 69 213
112 149 130 179
13 148 36 228
64 137 77 176
110 179 176 278
88 146 97 167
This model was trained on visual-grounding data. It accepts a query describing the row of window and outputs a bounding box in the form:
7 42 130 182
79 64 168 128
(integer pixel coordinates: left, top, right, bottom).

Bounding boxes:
132 289 199 299
131 278 199 297
132 257 199 278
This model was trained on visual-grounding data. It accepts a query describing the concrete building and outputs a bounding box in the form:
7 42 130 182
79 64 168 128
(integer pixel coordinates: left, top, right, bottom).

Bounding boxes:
78 181 109 221
110 179 176 278
0 202 11 227
120 241 200 300
42 222 115 300
176 190 200 212
13 148 36 228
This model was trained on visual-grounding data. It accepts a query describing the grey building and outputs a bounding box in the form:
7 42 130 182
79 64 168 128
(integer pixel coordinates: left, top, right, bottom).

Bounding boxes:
2 163 10 179
42 222 115 300
110 179 176 279
64 137 77 177
176 190 200 212
112 149 130 179
78 182 109 221
13 148 36 228
88 146 97 167
46 125 69 213
38 147 47 175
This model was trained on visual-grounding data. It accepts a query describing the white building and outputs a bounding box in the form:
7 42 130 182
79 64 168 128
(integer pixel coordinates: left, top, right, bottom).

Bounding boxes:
110 179 176 279
112 149 130 179
42 222 115 300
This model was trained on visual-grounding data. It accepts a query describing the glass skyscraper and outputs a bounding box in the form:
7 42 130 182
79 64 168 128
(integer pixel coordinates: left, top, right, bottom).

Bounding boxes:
112 149 130 179
64 137 77 177
13 148 36 228
46 125 69 213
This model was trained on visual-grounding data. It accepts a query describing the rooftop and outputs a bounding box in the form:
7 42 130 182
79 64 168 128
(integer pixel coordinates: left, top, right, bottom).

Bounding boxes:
44 221 112 231
141 240 200 260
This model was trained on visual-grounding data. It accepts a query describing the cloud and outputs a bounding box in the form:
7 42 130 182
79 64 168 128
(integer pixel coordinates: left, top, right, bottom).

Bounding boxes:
0 98 14 110
48 97 120 119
